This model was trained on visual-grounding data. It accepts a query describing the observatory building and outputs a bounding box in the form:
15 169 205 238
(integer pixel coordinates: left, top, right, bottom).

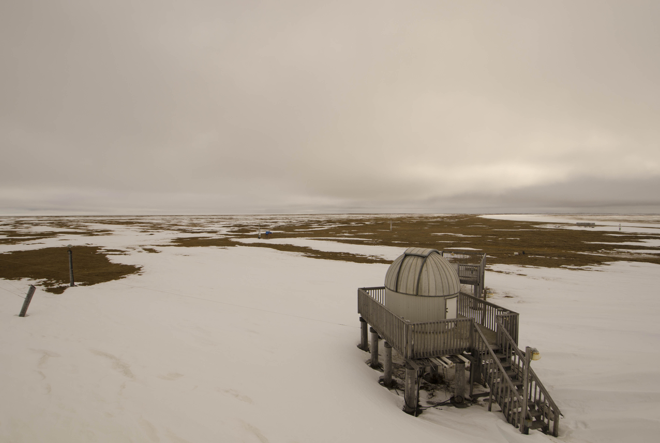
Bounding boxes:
356 247 561 436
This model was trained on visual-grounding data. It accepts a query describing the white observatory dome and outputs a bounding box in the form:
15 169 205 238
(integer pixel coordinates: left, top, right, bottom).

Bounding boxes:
384 248 460 322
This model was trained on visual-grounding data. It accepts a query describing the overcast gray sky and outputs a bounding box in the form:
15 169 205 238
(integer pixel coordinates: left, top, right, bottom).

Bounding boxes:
1 0 659 215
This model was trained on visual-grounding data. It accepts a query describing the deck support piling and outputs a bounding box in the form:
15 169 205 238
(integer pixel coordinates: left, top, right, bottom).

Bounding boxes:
454 362 466 402
358 317 369 351
403 363 419 415
382 341 393 387
369 327 380 368
429 365 441 384
470 348 483 387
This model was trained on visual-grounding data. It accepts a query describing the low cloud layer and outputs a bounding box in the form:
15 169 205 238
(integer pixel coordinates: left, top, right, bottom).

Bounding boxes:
2 1 659 215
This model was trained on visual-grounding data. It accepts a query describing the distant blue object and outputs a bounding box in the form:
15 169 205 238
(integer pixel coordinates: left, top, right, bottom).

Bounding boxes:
265 231 272 235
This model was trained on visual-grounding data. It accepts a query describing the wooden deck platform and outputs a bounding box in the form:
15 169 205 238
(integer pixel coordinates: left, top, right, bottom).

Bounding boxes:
476 322 497 346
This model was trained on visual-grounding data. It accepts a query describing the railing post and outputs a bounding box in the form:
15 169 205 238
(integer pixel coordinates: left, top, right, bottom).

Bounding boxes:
481 300 486 326
358 317 369 351
520 347 531 434
514 314 519 345
483 255 487 294
370 327 380 369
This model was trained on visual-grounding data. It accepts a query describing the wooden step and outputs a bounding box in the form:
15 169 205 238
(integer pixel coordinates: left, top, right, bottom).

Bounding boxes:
530 420 549 431
528 408 543 419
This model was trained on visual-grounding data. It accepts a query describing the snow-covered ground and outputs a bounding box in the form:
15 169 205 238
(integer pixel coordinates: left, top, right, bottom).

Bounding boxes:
1 217 659 442
481 214 660 235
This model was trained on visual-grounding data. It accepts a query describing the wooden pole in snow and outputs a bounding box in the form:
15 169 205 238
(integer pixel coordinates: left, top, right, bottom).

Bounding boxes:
68 246 76 287
19 285 36 317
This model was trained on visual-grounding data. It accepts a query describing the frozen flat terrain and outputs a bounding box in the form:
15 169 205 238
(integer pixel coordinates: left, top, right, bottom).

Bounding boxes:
1 215 659 442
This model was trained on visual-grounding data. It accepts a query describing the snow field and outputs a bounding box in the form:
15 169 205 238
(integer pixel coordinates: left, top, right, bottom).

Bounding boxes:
1 219 659 442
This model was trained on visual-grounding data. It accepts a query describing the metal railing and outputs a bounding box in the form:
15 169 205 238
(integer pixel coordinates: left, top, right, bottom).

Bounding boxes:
361 286 385 304
358 288 473 359
358 288 405 354
408 318 473 359
443 250 487 298
360 287 520 355
457 292 519 344
496 312 519 345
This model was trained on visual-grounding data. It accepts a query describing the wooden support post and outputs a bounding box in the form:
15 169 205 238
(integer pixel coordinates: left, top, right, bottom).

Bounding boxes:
369 327 380 368
454 362 466 402
403 362 419 415
382 341 393 387
429 364 441 384
68 247 76 287
358 317 369 351
470 349 483 390
19 285 36 317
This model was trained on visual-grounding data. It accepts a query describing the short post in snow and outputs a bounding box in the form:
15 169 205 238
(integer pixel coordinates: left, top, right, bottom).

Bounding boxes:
369 327 380 368
520 346 540 434
358 317 369 351
68 245 76 287
19 285 36 317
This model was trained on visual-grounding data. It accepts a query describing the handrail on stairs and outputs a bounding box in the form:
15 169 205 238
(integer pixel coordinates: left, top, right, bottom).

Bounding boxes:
471 323 523 430
496 320 562 436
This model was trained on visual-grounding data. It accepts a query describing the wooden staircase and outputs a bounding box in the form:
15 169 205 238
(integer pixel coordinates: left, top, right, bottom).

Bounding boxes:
472 323 562 436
